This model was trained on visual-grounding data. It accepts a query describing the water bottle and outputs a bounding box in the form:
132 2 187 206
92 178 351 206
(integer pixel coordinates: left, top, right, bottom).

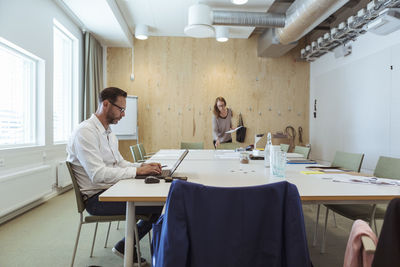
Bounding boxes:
264 132 272 167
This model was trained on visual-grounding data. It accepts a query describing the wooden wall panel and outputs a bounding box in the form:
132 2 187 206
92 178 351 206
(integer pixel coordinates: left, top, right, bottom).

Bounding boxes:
107 36 310 159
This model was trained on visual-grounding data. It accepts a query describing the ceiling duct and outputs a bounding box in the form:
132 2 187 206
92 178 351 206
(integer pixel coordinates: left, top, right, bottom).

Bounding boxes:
184 4 286 38
213 11 285 28
184 1 350 58
258 0 350 57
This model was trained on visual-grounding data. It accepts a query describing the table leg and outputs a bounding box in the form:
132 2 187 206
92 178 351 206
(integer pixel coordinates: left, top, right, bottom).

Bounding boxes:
124 202 135 267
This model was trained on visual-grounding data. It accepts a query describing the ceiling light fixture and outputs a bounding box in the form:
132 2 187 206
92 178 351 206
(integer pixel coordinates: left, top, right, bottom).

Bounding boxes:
231 0 248 5
135 24 149 40
184 4 215 38
216 27 229 42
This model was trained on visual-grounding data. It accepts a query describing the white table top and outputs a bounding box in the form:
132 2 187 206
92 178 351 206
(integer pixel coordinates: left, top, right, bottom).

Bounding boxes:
100 150 400 204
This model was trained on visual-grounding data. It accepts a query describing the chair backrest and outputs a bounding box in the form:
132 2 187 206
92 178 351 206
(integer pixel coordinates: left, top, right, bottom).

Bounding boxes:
130 145 143 162
331 151 364 172
154 180 311 266
137 143 147 158
294 146 311 159
66 161 86 213
216 142 241 150
180 142 204 150
373 156 400 179
280 144 290 152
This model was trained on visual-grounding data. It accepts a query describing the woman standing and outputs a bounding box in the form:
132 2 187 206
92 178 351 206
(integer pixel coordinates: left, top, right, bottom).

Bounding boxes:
212 96 233 148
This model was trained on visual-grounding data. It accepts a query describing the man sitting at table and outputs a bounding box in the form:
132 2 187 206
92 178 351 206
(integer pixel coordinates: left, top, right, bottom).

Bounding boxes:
67 87 163 265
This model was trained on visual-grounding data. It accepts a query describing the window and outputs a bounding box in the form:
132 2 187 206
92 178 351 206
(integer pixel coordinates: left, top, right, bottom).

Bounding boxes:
0 38 38 148
53 19 78 143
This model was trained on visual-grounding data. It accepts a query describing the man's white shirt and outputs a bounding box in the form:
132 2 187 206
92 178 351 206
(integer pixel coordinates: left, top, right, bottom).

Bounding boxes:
67 114 141 198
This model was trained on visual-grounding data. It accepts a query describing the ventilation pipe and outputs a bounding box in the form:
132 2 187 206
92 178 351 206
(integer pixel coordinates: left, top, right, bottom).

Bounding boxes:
184 1 349 57
258 0 350 57
184 4 286 38
213 11 285 28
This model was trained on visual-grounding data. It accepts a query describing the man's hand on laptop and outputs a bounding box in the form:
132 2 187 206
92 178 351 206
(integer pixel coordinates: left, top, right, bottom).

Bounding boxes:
137 163 162 176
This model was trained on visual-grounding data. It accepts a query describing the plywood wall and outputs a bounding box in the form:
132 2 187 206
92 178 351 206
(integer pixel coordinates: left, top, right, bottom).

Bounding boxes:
107 36 309 159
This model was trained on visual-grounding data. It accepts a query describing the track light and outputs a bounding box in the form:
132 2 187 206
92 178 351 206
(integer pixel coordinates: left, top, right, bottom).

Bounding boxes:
135 24 148 40
231 0 248 5
216 27 229 42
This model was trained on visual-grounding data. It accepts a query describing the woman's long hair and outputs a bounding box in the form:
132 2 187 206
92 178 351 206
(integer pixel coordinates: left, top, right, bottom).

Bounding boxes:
213 96 226 116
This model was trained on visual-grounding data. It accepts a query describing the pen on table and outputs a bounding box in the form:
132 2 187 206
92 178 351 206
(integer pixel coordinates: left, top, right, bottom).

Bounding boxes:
161 165 168 168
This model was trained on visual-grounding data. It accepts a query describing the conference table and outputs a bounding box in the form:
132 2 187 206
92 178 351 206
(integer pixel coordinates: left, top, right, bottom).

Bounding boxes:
99 149 400 267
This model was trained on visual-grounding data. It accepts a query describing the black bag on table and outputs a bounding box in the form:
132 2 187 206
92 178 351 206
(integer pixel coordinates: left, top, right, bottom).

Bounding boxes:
236 113 246 143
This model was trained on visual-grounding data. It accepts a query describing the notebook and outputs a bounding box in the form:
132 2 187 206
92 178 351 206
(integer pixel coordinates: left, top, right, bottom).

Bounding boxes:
136 149 189 179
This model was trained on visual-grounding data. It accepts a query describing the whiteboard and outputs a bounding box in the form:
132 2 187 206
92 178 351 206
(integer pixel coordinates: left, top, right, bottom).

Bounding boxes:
110 96 138 140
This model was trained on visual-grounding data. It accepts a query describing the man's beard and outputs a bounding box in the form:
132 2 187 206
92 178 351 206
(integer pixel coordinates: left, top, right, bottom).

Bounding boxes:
106 113 120 125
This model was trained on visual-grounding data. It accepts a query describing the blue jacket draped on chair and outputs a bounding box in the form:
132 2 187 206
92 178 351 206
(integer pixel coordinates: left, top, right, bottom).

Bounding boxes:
153 180 312 267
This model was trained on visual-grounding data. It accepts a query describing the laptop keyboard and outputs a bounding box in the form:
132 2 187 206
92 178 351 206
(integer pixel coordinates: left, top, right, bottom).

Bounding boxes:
160 169 170 177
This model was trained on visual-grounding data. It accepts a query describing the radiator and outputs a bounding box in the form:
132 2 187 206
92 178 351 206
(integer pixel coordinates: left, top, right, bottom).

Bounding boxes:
56 161 72 189
0 165 53 219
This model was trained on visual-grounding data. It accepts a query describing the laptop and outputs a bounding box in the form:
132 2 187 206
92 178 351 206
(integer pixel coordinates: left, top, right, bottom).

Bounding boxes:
136 149 189 179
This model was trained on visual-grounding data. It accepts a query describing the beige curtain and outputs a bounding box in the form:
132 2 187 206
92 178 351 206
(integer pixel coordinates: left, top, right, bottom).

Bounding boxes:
82 32 103 121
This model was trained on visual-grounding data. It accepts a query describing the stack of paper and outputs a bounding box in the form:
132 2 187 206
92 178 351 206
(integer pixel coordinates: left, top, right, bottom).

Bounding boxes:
332 174 400 186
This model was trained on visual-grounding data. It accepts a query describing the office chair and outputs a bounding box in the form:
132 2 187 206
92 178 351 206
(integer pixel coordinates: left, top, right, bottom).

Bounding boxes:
180 141 204 149
153 180 312 267
294 146 311 159
313 150 365 252
130 145 145 163
280 143 290 152
66 162 150 267
137 143 155 160
318 156 400 254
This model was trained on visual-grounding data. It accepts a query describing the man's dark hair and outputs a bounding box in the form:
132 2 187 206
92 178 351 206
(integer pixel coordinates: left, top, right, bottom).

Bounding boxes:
99 87 127 104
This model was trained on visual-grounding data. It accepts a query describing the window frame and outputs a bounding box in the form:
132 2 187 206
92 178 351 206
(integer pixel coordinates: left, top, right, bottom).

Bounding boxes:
0 37 43 149
52 19 79 144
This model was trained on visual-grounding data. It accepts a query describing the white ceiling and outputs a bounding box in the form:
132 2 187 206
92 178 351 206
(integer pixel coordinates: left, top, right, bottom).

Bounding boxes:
61 0 281 47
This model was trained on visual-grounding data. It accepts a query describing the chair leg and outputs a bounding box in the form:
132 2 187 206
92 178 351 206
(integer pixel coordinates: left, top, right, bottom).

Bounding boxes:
313 204 321 247
148 230 152 245
321 207 329 254
105 222 112 248
71 221 83 267
369 204 377 234
134 221 142 267
90 222 99 257
116 221 120 230
332 212 337 227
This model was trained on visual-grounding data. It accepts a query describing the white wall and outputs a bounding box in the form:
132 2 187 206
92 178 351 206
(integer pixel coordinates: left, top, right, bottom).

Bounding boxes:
0 0 83 220
310 30 400 172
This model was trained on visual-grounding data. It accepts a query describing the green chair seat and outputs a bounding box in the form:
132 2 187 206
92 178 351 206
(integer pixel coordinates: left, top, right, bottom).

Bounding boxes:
325 204 386 221
180 142 204 149
280 144 289 152
293 146 311 159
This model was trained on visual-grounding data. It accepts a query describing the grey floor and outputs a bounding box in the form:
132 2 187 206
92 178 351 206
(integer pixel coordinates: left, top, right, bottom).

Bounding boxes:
0 190 381 267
